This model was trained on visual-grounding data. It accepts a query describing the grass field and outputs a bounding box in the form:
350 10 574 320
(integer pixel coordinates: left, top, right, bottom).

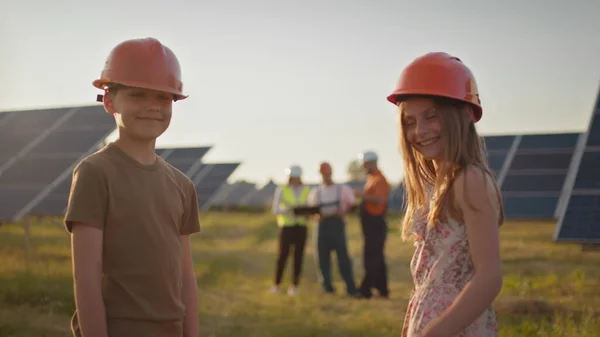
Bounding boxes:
1 211 599 337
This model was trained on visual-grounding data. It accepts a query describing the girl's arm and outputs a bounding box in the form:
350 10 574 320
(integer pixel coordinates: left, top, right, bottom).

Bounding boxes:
422 167 503 337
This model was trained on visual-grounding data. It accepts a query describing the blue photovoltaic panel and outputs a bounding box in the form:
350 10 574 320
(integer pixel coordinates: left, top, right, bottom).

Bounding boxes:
556 195 600 242
519 133 579 150
163 147 210 160
487 153 507 173
217 183 256 206
484 135 515 151
500 132 579 220
572 151 600 190
554 88 600 242
0 129 42 160
2 108 70 132
388 184 405 211
3 105 116 220
0 111 12 123
241 181 278 207
194 163 240 209
158 147 211 177
502 174 567 192
503 195 560 219
509 152 573 171
55 105 113 130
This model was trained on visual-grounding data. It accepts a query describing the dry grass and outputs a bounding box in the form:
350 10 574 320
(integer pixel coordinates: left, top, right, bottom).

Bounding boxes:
0 212 599 336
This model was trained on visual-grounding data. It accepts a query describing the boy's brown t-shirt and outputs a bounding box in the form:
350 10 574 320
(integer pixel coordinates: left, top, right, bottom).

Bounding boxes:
64 142 201 337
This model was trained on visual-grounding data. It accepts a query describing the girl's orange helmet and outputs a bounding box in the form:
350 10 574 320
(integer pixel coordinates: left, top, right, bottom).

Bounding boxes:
93 37 187 102
387 52 482 122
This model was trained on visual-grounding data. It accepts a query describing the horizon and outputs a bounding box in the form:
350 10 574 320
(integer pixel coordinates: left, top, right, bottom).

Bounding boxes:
2 0 600 185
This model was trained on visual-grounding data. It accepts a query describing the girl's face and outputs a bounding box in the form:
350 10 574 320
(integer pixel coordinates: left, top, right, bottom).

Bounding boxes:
401 97 444 161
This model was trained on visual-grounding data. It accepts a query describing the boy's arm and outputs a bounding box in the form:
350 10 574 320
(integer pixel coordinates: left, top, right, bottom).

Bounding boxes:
64 161 109 337
71 224 107 337
180 182 201 337
181 235 199 337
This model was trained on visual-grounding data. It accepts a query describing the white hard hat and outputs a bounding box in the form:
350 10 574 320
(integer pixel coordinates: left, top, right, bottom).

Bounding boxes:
358 150 378 163
285 165 303 177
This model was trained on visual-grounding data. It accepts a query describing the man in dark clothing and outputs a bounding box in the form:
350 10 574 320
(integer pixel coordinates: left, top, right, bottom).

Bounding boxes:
355 151 390 299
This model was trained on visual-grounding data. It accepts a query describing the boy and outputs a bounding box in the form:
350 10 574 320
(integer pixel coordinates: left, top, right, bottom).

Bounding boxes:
65 37 200 337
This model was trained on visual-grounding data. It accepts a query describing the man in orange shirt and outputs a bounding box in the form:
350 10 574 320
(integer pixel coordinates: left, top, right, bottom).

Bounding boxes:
355 151 390 299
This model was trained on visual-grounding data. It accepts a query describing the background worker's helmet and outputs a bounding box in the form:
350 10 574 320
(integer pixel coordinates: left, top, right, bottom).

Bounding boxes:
93 37 187 102
285 165 303 178
386 52 482 122
358 150 378 163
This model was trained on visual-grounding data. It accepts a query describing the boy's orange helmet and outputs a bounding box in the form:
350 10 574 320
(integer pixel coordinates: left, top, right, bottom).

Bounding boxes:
387 52 482 122
93 37 187 101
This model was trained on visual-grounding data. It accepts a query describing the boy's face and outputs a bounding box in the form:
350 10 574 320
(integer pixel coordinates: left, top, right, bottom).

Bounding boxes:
104 86 174 142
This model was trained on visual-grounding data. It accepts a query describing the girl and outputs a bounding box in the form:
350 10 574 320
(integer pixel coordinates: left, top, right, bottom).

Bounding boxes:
387 52 504 337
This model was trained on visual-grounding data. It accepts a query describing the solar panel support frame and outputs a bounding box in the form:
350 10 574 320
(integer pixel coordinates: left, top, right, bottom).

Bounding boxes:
496 135 522 188
195 166 218 212
554 132 589 219
185 158 206 178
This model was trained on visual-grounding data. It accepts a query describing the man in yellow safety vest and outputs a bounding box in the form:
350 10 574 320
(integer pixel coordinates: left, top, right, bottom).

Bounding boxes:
270 165 312 296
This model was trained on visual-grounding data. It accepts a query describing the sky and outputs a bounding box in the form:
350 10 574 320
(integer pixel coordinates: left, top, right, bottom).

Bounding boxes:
1 0 599 186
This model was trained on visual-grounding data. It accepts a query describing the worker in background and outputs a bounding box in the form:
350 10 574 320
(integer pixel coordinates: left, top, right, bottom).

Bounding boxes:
355 151 391 299
270 165 312 296
309 162 359 297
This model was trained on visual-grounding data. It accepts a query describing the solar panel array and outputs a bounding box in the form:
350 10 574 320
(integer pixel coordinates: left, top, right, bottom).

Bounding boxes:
0 104 240 222
157 147 210 176
554 90 600 243
209 179 408 213
0 106 115 221
239 180 278 207
195 165 243 210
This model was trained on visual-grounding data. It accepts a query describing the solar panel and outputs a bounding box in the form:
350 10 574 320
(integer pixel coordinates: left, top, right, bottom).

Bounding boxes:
1 105 116 220
0 111 13 124
240 181 278 207
502 195 560 219
484 135 516 151
192 163 240 210
487 153 507 174
497 132 581 220
519 133 579 149
482 135 518 180
555 195 600 242
555 91 600 243
213 182 257 207
387 184 405 211
157 147 211 177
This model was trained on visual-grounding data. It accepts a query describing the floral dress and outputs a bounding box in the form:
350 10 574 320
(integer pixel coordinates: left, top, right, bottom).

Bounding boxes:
401 211 498 337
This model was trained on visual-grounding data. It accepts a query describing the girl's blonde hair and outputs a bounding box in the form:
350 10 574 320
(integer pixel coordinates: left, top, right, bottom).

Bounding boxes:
398 96 504 240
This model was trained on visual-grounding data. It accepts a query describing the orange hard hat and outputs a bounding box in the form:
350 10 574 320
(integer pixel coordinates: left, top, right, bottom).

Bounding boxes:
93 37 187 102
387 52 482 122
319 162 332 175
